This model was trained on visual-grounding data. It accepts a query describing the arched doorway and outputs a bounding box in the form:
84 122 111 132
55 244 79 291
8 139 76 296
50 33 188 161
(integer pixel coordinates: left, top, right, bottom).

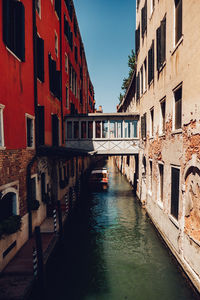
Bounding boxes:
0 192 17 222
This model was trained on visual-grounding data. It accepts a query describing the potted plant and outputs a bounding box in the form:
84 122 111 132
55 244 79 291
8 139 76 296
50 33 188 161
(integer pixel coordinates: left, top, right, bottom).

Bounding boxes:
0 215 22 237
30 199 40 211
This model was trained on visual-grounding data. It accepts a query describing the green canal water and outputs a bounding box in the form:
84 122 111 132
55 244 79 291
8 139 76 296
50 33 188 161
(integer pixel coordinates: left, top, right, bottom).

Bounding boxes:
39 159 199 299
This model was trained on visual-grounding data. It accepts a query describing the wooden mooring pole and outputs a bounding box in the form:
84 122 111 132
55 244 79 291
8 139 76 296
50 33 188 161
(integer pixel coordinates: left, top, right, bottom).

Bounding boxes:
35 226 46 296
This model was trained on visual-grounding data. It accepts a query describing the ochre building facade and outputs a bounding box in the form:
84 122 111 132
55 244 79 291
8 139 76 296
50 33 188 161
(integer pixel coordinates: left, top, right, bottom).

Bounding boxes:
117 0 200 293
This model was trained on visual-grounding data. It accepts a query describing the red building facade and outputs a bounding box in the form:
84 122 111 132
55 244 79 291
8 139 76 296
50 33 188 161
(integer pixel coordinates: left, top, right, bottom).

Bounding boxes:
0 0 95 271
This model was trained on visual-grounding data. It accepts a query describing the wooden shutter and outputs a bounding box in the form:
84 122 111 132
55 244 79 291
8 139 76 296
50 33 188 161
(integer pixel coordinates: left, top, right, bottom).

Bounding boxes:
55 70 61 100
15 1 25 61
171 168 180 219
3 0 11 47
156 26 161 70
148 47 152 84
55 0 61 18
52 114 59 146
175 0 182 44
37 36 44 82
37 106 45 145
152 41 154 80
175 87 182 129
161 17 166 64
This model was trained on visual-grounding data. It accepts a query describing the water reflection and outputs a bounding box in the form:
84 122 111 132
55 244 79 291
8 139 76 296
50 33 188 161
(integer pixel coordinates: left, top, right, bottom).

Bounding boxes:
34 158 199 300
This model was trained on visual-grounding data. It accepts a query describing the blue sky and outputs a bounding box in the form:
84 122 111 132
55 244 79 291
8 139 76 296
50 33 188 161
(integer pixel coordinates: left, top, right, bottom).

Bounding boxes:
73 0 136 113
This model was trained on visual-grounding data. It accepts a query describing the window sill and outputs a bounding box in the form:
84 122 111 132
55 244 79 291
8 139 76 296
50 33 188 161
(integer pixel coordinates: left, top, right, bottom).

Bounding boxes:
148 79 154 88
26 146 35 150
171 128 182 135
171 36 184 56
157 201 163 210
0 146 6 150
169 215 179 229
158 133 165 138
6 47 22 62
158 61 166 73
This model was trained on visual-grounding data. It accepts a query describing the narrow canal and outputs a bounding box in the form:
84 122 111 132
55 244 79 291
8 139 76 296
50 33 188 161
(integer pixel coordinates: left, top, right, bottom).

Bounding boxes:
36 158 198 300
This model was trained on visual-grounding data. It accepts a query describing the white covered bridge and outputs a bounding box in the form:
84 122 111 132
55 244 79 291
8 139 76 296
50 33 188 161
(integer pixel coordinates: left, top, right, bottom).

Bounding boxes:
64 113 140 155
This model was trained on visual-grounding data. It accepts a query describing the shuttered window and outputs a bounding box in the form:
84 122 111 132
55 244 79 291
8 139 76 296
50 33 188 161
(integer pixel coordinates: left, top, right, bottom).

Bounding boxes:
37 106 45 145
160 99 166 134
135 24 140 54
141 0 147 38
48 54 61 99
156 17 166 71
150 108 154 137
37 35 44 82
75 46 78 63
136 73 140 101
55 0 61 18
159 164 164 202
3 0 25 61
141 113 146 139
174 86 182 129
140 66 143 95
171 167 180 219
148 41 154 84
52 114 59 146
26 117 34 148
175 0 182 44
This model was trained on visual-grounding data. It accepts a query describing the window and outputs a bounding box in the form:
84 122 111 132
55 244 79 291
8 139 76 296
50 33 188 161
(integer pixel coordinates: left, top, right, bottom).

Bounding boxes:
65 54 68 72
0 192 17 222
48 54 61 99
66 86 69 108
156 16 166 70
74 121 79 139
0 105 5 148
37 35 44 82
140 66 143 95
160 99 166 134
81 122 86 139
141 113 147 139
88 121 93 138
149 160 153 192
171 167 180 219
135 24 140 54
144 58 147 92
3 0 25 61
158 164 164 202
75 46 78 63
52 114 59 146
36 0 41 17
37 106 45 146
141 0 147 38
66 121 72 139
55 0 61 18
41 173 46 202
150 108 154 137
175 0 182 45
174 85 182 129
55 32 58 57
148 41 154 84
136 73 140 101
31 176 37 202
26 115 34 148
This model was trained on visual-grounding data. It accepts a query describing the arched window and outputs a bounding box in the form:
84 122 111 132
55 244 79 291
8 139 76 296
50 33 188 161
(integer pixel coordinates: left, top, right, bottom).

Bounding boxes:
0 192 17 222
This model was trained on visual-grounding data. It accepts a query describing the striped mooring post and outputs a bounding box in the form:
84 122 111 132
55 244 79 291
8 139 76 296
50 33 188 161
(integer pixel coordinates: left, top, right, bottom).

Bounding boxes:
65 193 69 215
32 247 38 277
53 209 57 233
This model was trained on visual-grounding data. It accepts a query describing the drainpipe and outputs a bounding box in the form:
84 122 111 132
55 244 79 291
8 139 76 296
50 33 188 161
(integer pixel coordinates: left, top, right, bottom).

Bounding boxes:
26 0 38 239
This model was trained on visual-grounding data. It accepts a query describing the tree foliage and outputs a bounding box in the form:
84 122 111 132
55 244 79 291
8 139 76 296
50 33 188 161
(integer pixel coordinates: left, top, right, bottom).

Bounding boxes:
118 50 136 103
